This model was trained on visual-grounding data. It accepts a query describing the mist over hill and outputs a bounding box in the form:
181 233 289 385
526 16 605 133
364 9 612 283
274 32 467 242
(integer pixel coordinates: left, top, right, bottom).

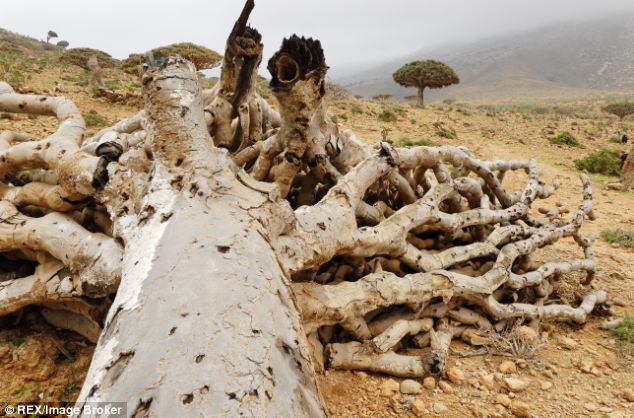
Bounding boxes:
337 13 634 102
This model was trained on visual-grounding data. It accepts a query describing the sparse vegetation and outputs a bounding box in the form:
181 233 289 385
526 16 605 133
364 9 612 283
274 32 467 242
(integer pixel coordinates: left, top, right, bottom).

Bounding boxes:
601 229 634 248
433 121 457 139
400 138 437 147
377 109 397 123
609 316 634 346
549 131 583 148
83 111 108 127
349 104 363 114
372 93 392 102
575 148 621 176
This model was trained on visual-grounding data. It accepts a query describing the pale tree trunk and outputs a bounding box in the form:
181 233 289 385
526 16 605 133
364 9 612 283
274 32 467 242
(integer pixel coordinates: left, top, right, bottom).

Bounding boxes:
73 57 326 417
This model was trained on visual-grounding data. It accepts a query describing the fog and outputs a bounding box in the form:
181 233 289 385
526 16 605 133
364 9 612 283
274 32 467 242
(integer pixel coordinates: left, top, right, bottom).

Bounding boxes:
2 0 634 77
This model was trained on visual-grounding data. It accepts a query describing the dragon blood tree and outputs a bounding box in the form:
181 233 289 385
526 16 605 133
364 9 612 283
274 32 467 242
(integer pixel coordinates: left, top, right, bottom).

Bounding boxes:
0 1 604 416
393 60 459 106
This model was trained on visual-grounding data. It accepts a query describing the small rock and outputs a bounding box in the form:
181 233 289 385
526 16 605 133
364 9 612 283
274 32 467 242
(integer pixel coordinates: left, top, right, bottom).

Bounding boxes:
559 336 577 350
541 381 553 390
479 373 495 390
504 377 529 392
423 376 436 390
516 326 538 343
446 366 465 385
432 402 448 414
499 360 517 374
495 394 512 408
400 379 422 395
510 401 530 418
381 379 400 397
438 380 454 393
411 399 427 416
623 389 634 402
584 402 598 412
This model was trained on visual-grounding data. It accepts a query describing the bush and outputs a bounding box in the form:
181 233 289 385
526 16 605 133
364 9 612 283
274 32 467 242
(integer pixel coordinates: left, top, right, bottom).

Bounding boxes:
378 109 397 123
548 132 583 148
350 104 363 114
433 121 457 139
84 111 108 127
608 315 634 346
574 148 621 176
60 48 118 69
121 43 221 73
400 138 438 147
601 229 634 247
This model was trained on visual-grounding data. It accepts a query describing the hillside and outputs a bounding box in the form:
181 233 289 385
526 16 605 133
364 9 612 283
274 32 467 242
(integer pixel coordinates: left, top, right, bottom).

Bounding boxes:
339 13 634 102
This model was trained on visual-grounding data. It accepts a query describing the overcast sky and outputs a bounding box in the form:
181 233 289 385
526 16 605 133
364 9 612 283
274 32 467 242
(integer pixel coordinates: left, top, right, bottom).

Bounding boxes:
3 0 634 77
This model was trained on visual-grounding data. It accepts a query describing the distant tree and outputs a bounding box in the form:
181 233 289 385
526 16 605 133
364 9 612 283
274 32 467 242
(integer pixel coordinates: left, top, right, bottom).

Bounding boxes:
603 103 634 120
393 60 459 107
46 30 58 44
403 94 418 102
56 40 69 49
372 93 392 102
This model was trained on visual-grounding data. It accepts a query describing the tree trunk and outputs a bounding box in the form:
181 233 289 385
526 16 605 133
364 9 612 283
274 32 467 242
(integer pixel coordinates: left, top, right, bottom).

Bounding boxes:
416 86 425 107
73 57 326 417
621 144 634 190
75 194 326 417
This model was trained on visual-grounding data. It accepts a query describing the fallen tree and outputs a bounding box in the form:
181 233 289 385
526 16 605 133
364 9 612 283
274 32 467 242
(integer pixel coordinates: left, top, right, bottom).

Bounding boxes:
0 1 605 417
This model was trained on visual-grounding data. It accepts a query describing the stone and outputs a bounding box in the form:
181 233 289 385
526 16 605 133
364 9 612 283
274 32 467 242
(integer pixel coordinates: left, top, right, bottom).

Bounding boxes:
495 394 512 407
499 360 517 374
411 399 427 416
540 381 553 390
438 380 454 393
504 377 529 392
400 379 422 395
559 336 577 350
584 402 598 412
432 402 448 414
479 373 495 390
423 376 436 390
446 366 465 385
381 379 400 397
510 401 530 418
623 389 634 402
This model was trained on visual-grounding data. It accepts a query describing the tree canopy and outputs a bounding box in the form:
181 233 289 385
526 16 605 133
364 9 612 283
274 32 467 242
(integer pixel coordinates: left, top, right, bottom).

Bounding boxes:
60 48 118 70
603 102 634 120
393 60 459 90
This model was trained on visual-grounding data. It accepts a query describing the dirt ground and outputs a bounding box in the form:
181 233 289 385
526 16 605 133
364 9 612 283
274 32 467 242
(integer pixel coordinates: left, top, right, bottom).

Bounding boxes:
1 69 633 417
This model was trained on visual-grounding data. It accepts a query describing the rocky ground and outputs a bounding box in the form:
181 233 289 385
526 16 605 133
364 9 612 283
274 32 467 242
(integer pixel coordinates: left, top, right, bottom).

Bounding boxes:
1 67 633 417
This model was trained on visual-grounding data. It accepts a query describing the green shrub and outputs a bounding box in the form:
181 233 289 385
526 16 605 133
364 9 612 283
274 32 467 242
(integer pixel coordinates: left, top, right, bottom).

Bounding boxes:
350 104 363 114
400 138 438 147
575 148 621 176
548 132 583 148
378 109 397 123
84 111 108 127
433 121 457 139
608 315 634 346
601 229 634 247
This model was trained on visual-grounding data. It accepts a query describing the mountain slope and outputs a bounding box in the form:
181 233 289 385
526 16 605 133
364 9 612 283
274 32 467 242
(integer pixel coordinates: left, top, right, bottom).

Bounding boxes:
338 13 634 101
